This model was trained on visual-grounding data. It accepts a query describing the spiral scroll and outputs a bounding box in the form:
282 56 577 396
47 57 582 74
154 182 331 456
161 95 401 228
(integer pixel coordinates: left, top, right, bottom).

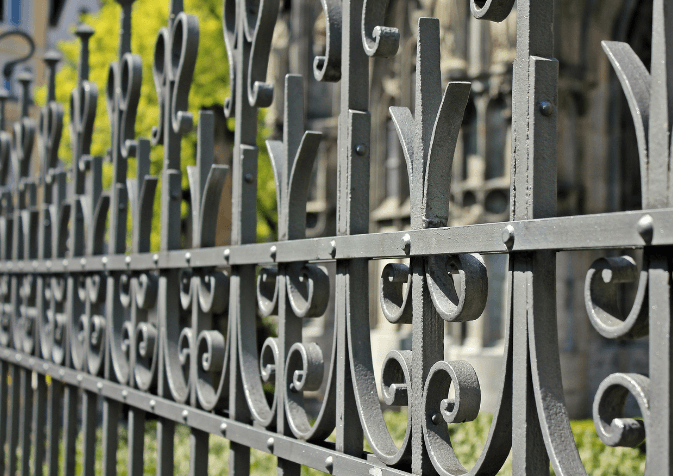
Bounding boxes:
584 255 649 339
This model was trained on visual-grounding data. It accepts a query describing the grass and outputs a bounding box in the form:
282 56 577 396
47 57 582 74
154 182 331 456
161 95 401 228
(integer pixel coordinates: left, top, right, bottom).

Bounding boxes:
40 411 645 475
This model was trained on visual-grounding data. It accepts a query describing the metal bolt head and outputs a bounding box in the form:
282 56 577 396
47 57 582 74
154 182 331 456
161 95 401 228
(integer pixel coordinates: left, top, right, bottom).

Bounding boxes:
125 256 132 265
182 409 189 420
402 233 411 253
185 252 191 262
502 225 515 249
77 374 83 383
149 399 156 409
329 240 337 257
245 173 254 183
431 412 442 425
153 254 159 264
355 144 367 156
224 249 230 261
122 390 128 399
97 382 103 391
220 422 228 433
636 214 654 244
539 101 554 116
325 456 334 472
80 258 87 267
270 245 277 260
62 259 68 267
101 257 108 266
266 437 275 451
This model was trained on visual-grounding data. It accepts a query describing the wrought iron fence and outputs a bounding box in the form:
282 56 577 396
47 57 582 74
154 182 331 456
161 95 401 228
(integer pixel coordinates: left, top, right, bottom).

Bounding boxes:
0 0 668 474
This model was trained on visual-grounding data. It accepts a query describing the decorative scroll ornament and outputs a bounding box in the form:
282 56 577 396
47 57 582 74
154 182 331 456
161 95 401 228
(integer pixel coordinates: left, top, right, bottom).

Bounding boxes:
361 0 400 58
313 0 342 81
248 74 330 431
11 73 38 355
187 112 230 410
36 52 66 362
223 0 283 116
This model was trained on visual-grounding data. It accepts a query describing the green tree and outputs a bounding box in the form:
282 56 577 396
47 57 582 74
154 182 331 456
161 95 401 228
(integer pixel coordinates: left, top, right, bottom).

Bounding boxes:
36 0 277 250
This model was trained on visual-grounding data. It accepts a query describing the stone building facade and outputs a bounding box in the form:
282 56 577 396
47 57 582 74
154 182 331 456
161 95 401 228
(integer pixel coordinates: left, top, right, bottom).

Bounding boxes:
264 0 652 418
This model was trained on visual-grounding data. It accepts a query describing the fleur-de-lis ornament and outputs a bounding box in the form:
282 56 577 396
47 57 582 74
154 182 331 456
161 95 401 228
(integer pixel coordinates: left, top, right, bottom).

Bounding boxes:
185 112 230 410
152 0 200 406
346 18 489 471
10 72 39 355
37 51 68 362
104 0 153 387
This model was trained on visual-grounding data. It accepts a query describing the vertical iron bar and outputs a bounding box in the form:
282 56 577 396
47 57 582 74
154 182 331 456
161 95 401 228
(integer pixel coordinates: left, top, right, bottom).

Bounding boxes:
228 0 260 473
647 250 673 474
8 363 21 475
46 380 63 476
335 0 369 460
189 429 209 476
19 368 33 476
509 0 556 471
128 407 146 476
62 385 78 475
33 364 47 476
0 359 7 474
82 390 97 476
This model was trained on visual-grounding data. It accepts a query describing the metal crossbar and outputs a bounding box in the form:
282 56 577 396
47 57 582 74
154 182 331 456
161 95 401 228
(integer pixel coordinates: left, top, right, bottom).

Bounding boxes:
0 0 669 474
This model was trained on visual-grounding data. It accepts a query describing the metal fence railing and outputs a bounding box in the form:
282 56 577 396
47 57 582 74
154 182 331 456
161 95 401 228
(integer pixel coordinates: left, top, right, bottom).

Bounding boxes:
0 0 669 474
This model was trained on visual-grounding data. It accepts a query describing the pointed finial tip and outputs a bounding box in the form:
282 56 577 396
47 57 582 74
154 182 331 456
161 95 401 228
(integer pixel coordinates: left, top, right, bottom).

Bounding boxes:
16 71 33 84
75 24 95 38
43 50 61 65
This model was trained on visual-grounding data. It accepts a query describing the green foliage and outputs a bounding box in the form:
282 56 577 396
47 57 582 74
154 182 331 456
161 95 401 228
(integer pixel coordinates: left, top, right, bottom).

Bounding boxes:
35 0 278 249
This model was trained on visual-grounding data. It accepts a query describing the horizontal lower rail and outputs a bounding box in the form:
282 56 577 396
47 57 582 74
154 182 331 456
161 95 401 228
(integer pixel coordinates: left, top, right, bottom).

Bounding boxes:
0 346 407 476
0 208 666 274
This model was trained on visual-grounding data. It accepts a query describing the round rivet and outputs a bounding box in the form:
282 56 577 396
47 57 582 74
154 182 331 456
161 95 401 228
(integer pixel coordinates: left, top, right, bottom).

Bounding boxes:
502 225 515 249
119 202 126 210
220 422 228 433
101 257 108 266
18 262 23 269
77 374 83 383
62 260 68 267
32 261 37 268
44 219 50 227
224 249 230 261
80 258 86 267
149 399 156 409
6 262 11 269
46 261 52 268
270 246 277 260
185 252 191 262
402 233 411 253
153 254 159 264
637 214 654 244
15 354 21 361
355 144 367 156
122 390 128 399
539 101 554 116
171 191 180 200
182 409 189 420
329 240 337 257
125 256 132 265
431 412 442 425
325 456 334 472
266 437 274 451
28 358 34 366
245 173 254 183
97 382 103 391
42 364 49 371
59 369 65 377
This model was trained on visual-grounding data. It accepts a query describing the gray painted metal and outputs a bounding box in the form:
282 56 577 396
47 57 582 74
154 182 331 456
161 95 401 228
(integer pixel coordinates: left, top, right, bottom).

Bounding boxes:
0 0 668 474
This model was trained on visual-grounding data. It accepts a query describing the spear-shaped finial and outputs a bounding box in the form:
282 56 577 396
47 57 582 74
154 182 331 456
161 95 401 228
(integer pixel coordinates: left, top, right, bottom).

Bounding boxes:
17 70 32 119
43 50 61 103
75 24 95 83
390 18 470 230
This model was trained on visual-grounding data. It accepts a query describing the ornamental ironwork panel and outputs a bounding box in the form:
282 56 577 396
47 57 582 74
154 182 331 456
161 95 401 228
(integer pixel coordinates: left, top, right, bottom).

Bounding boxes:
0 0 669 474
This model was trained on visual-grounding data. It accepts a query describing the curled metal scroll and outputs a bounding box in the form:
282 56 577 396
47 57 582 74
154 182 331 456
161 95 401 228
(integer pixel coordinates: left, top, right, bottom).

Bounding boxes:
593 372 650 448
469 0 515 22
361 0 399 58
584 255 649 339
379 262 412 324
243 0 279 107
284 337 337 441
286 263 330 318
422 360 481 475
257 267 279 317
426 254 488 323
313 0 342 82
